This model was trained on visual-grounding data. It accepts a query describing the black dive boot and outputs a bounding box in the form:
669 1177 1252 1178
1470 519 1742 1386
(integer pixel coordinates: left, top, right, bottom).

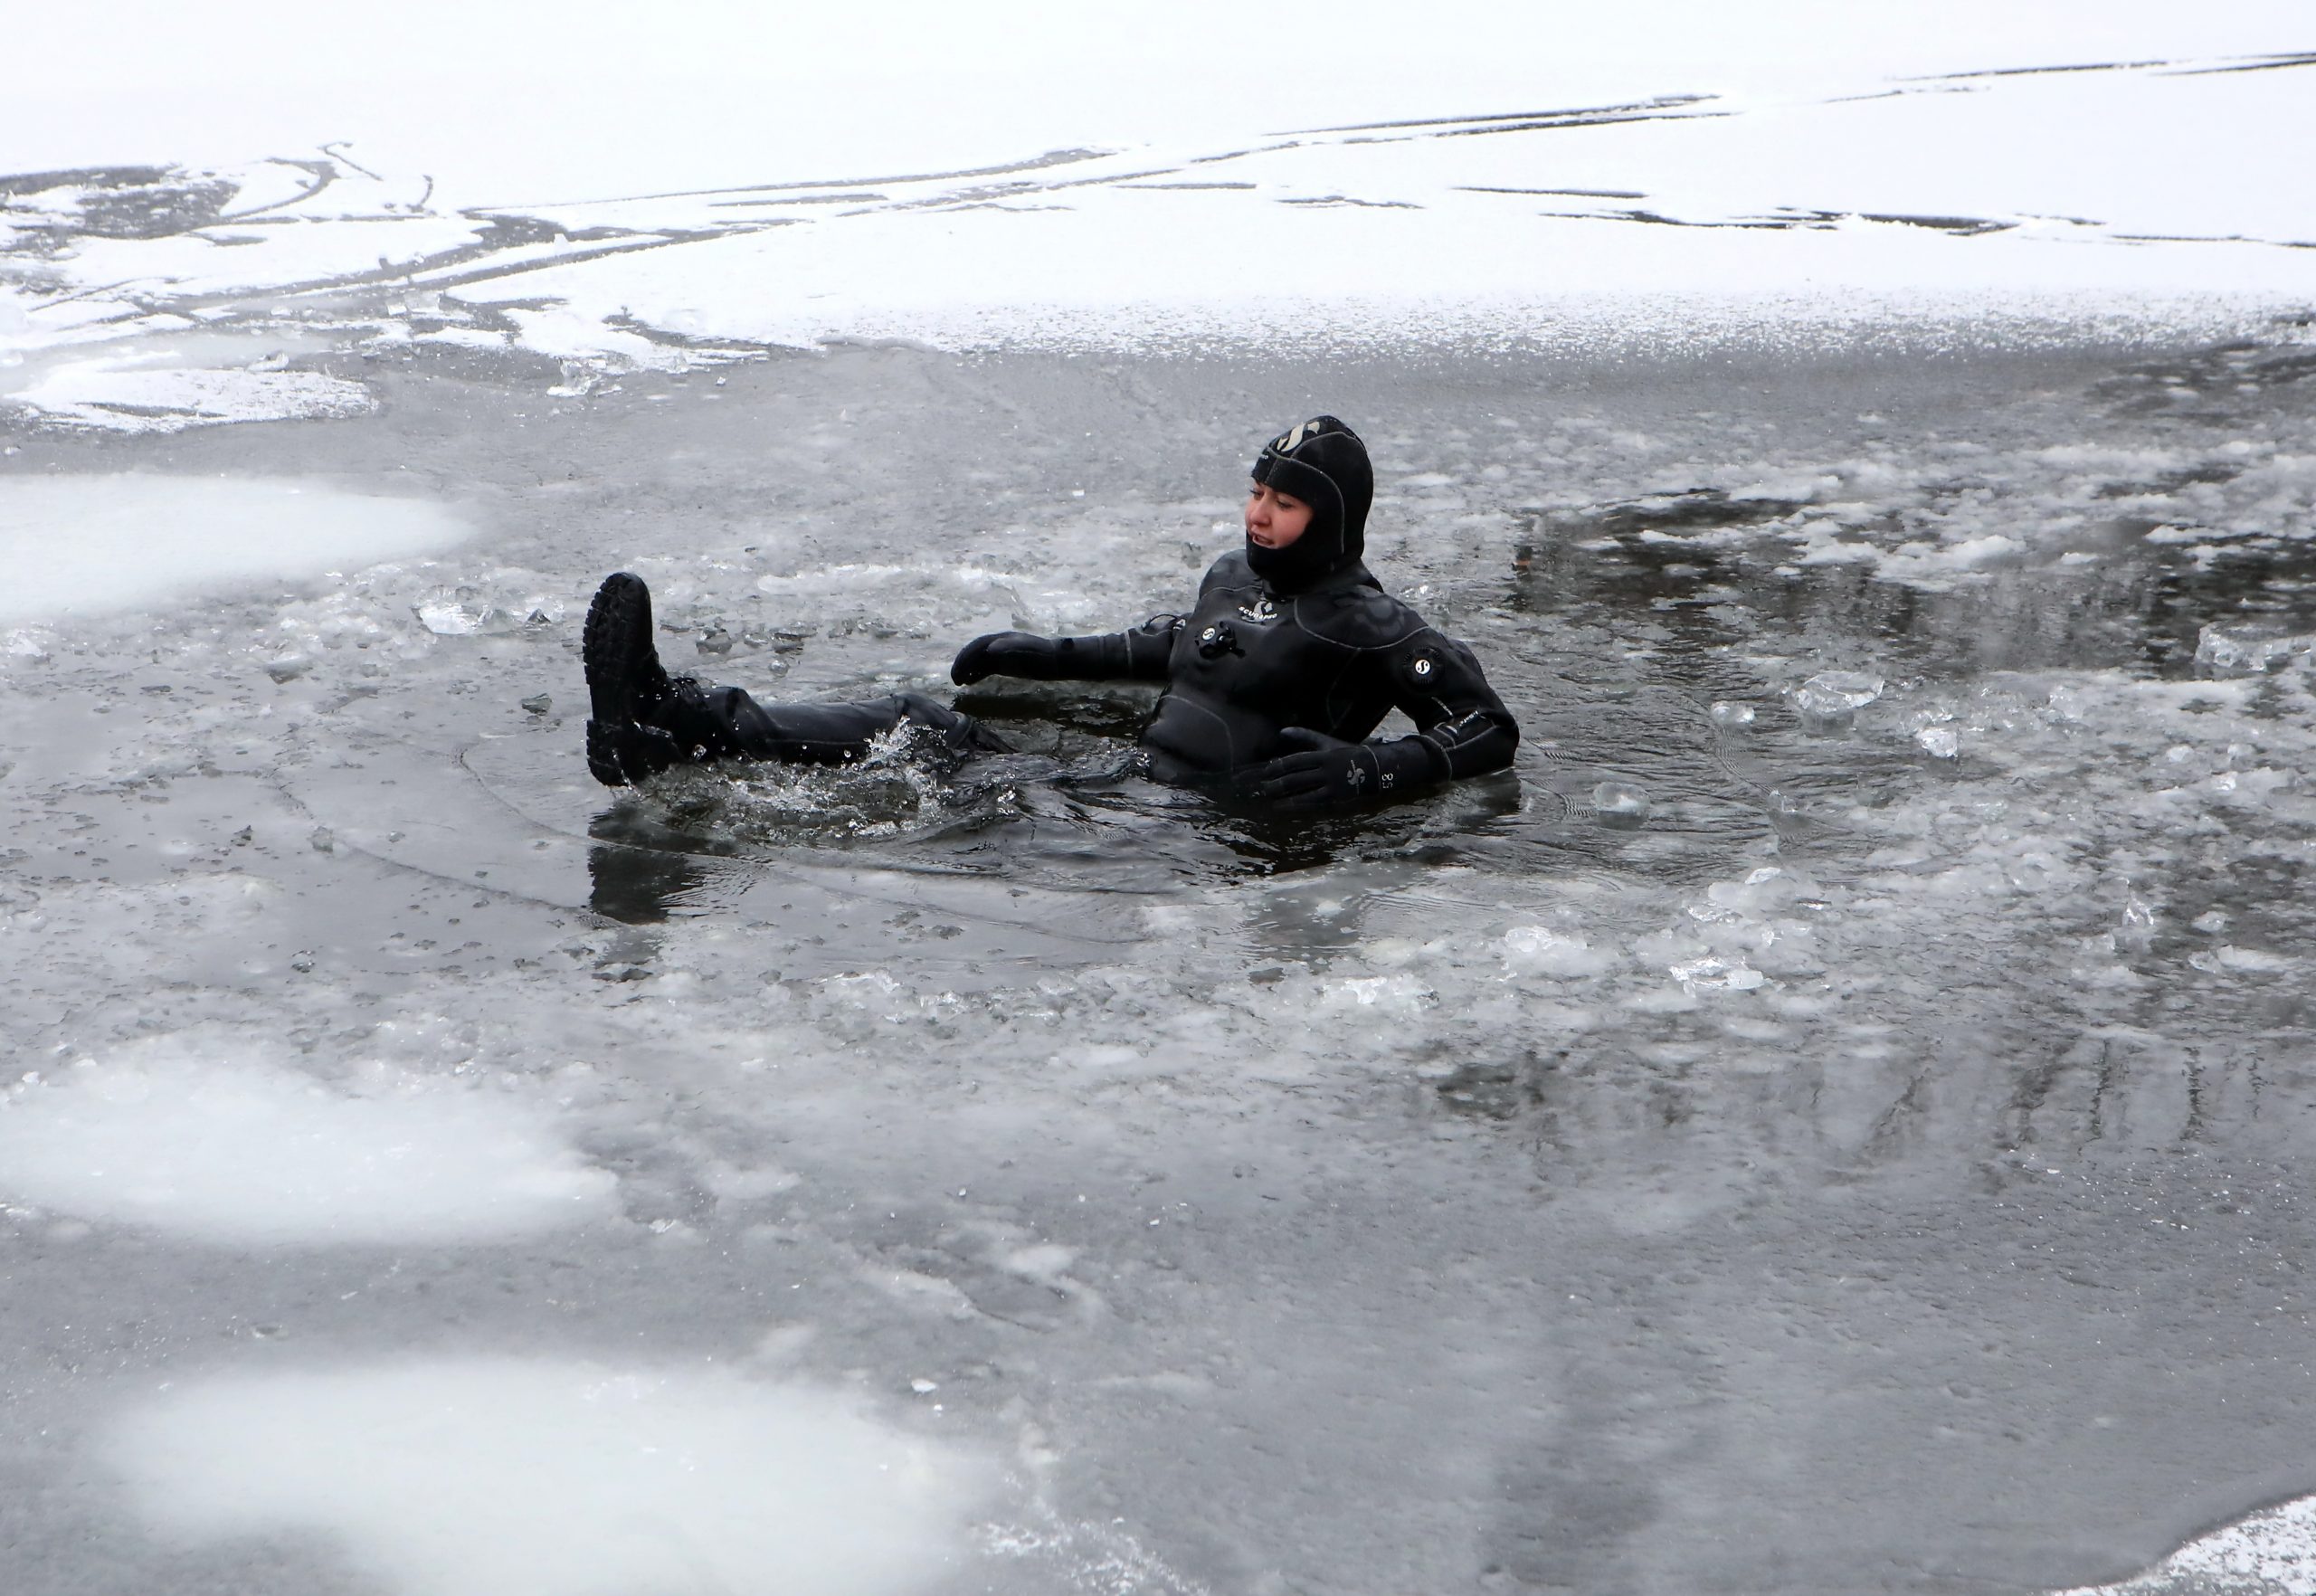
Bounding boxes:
582 573 681 786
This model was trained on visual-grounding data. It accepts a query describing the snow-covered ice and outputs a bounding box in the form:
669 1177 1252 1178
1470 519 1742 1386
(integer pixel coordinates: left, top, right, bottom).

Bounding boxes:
6 5 2312 429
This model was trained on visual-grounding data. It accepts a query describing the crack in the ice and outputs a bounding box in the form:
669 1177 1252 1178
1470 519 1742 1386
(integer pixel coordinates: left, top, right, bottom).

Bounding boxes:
2169 50 2316 77
1282 93 1721 135
1456 185 1649 200
478 146 1120 212
213 157 337 225
1906 58 2174 82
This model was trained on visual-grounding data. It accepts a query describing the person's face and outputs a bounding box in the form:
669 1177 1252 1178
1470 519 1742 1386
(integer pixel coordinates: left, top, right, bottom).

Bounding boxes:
1245 480 1314 549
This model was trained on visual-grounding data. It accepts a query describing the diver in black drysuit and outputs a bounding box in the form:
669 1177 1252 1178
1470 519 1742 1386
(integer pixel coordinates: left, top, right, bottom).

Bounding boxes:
583 415 1517 810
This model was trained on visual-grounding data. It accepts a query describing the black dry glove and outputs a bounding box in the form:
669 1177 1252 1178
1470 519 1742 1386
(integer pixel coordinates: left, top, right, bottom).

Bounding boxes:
1235 727 1439 810
951 632 1060 684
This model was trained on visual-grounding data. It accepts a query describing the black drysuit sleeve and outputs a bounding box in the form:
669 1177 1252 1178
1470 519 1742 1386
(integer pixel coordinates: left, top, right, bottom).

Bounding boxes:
1383 629 1520 779
951 615 1181 685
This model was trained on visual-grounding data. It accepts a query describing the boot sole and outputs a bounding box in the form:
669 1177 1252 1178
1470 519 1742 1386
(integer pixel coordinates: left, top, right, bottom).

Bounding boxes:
582 572 657 728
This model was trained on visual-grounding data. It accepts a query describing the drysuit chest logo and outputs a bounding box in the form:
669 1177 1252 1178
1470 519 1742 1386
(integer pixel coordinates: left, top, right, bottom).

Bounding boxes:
1237 597 1279 624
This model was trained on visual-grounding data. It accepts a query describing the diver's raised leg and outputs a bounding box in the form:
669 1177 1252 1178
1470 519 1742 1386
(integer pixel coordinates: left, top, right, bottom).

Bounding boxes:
584 574 1008 787
582 572 681 786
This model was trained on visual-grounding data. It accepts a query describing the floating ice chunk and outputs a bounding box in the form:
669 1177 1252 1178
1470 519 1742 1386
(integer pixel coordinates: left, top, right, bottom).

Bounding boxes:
2188 945 2295 974
1941 534 2024 567
1709 700 1755 728
1793 671 1884 719
1669 955 1765 992
1702 867 1801 917
1502 926 1616 978
104 1359 998 1596
414 585 525 636
1591 782 1652 828
1916 726 1960 758
2194 623 2316 675
0 1036 616 1245
1323 974 1432 1012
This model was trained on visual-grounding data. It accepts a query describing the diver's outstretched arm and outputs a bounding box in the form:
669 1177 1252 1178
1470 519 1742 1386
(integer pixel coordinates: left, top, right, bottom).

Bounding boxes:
951 616 1181 685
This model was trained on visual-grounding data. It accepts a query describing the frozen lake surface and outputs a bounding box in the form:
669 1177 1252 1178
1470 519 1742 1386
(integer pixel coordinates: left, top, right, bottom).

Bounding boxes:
5 327 2316 1595
7 7 2316 1592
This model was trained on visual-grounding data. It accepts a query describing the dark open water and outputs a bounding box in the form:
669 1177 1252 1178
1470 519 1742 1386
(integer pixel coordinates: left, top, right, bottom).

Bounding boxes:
5 324 2316 1593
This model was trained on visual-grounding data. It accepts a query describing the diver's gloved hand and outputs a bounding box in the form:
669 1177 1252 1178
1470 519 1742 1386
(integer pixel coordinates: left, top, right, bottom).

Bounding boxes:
1235 727 1438 810
951 632 1060 685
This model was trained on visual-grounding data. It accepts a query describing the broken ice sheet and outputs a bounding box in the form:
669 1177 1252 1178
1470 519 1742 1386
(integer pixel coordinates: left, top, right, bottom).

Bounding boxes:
0 1034 616 1246
0 475 473 625
103 1359 1000 1596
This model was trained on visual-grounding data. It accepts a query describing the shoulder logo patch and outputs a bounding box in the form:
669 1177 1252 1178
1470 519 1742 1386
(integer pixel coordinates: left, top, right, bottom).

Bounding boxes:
1237 597 1280 624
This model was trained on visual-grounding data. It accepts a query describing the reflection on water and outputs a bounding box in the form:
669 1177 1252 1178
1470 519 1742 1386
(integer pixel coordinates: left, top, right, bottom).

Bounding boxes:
584 842 716 924
584 717 1542 925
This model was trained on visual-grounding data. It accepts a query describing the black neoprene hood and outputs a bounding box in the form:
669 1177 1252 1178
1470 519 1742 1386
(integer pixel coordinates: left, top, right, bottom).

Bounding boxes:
1248 414 1375 592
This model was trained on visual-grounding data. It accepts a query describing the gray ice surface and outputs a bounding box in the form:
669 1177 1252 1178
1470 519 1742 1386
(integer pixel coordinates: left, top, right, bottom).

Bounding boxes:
5 330 2316 1595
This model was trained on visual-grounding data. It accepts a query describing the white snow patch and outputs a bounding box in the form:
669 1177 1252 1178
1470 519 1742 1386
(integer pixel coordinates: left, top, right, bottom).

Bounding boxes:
103 1359 998 1596
6 358 374 432
0 1035 615 1245
0 475 473 623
